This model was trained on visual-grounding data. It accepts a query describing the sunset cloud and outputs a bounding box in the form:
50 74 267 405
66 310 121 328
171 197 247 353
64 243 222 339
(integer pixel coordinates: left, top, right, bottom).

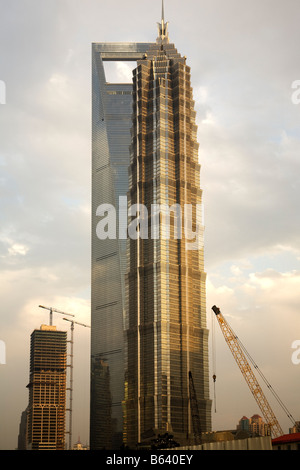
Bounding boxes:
0 0 299 449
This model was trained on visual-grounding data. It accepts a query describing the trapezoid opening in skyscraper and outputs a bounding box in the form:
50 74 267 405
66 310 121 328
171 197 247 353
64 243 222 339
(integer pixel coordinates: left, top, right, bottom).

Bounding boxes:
91 4 212 450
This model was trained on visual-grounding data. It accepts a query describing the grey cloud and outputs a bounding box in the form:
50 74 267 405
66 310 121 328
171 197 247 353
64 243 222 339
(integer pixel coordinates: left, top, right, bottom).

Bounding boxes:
0 0 300 449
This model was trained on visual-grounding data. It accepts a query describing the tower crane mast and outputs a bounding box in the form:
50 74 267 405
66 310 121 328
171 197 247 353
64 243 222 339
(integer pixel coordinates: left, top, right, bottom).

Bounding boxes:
211 305 285 439
63 317 91 450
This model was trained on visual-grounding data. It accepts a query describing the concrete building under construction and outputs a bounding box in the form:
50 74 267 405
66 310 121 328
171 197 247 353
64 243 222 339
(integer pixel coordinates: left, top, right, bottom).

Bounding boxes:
26 325 67 450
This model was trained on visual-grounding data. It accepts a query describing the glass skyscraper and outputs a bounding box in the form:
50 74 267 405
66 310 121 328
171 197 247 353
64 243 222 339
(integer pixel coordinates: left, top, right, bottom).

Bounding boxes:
91 9 211 450
91 42 151 450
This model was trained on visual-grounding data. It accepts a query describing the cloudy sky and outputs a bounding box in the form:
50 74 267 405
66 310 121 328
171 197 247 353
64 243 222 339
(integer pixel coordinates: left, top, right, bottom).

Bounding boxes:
0 0 300 450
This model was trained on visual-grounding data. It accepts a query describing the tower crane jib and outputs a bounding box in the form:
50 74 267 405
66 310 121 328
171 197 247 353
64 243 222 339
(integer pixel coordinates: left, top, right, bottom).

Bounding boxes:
39 305 75 326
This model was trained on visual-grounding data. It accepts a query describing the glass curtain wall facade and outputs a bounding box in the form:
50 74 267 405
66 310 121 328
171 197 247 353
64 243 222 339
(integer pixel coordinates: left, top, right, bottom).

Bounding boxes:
91 43 151 450
26 325 67 450
124 19 212 448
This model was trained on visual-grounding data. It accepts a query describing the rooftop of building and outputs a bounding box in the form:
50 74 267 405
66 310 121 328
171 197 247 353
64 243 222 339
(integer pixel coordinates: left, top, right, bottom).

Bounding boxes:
272 432 300 445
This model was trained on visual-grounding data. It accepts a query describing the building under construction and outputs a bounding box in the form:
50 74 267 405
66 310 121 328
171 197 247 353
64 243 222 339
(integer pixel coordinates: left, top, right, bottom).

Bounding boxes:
26 325 67 450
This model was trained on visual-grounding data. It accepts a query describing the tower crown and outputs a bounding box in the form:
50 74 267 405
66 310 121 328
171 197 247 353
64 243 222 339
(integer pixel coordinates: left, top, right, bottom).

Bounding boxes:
157 0 169 43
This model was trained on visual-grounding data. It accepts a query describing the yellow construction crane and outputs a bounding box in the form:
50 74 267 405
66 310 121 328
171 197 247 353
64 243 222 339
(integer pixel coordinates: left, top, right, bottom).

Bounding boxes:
211 305 296 439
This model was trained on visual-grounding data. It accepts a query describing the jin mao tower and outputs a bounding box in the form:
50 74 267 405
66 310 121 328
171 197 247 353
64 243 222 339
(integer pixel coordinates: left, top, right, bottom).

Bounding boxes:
124 7 211 447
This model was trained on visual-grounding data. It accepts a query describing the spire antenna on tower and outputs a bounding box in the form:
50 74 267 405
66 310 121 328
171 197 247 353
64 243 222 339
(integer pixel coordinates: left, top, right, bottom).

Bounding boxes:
157 0 169 42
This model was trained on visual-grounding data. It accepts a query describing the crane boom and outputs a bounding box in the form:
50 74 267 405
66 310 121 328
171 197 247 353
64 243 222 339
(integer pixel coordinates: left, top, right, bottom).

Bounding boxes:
211 305 284 438
63 318 90 328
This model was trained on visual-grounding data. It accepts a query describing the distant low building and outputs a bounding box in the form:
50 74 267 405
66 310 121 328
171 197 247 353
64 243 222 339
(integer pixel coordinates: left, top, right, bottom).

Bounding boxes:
289 421 300 434
237 416 250 433
272 432 300 450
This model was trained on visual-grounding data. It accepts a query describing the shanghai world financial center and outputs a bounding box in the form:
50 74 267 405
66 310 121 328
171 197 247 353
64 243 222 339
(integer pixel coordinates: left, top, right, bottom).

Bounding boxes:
91 9 212 449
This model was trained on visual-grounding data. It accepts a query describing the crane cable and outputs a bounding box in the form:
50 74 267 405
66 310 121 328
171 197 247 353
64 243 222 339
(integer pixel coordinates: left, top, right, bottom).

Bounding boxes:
211 309 217 413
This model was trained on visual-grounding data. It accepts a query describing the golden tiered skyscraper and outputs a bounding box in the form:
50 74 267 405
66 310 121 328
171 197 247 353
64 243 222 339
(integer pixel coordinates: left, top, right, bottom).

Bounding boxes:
124 9 211 447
